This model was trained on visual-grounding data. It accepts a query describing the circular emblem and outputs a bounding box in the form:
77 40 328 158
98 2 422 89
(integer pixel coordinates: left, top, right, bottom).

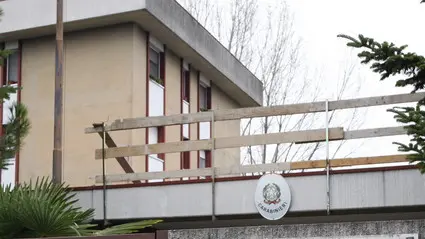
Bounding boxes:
254 173 291 220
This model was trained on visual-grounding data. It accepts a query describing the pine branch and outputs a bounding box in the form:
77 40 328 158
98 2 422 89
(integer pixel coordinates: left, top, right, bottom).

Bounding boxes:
338 33 425 173
337 34 425 98
0 102 31 169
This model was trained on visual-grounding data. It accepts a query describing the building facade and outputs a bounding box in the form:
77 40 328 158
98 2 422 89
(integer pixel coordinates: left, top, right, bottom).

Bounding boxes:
0 0 263 186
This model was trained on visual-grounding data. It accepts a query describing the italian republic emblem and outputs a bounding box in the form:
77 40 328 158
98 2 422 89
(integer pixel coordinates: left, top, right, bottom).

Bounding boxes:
262 183 281 205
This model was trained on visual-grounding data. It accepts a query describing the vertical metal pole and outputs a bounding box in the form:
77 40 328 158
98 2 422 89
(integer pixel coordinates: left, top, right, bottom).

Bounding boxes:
325 99 331 215
210 112 216 222
52 0 64 184
101 123 107 227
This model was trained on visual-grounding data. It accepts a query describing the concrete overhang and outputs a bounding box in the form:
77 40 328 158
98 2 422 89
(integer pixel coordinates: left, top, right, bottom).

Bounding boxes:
0 0 263 107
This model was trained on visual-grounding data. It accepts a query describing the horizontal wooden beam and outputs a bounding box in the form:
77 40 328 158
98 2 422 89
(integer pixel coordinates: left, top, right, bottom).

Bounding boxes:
95 154 411 183
86 112 213 134
85 92 424 134
95 127 344 159
95 139 213 160
344 126 406 139
95 162 292 183
290 154 410 170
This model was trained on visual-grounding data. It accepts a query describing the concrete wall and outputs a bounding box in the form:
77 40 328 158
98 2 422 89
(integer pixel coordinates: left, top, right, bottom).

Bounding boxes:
74 168 425 220
168 219 425 238
19 23 242 186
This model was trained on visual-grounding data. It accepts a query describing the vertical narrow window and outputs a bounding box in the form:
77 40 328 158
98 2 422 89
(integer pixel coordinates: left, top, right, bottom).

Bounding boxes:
149 47 162 85
199 151 206 169
147 38 165 176
1 42 19 187
205 151 212 168
199 84 209 111
3 51 18 86
198 79 212 170
182 70 190 102
158 126 165 160
181 137 190 169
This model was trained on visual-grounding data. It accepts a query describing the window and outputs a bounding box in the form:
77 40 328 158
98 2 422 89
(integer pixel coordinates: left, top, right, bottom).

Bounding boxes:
182 70 190 102
5 51 18 85
182 137 190 169
199 151 206 169
199 84 210 111
149 47 160 80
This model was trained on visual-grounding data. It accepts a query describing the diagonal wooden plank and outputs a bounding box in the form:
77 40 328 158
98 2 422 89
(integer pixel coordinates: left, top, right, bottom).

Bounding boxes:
95 127 141 184
85 92 425 134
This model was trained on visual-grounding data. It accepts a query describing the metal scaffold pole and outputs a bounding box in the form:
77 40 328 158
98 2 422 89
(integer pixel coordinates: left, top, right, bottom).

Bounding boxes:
211 111 216 222
52 0 64 184
325 99 331 215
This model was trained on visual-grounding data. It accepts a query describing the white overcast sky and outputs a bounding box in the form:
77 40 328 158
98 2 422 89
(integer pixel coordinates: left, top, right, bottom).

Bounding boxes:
286 0 424 157
179 0 425 159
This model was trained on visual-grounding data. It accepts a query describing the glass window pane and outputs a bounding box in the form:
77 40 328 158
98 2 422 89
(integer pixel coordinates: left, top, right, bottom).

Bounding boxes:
150 63 159 79
199 85 207 109
199 156 206 168
7 52 18 85
149 48 159 64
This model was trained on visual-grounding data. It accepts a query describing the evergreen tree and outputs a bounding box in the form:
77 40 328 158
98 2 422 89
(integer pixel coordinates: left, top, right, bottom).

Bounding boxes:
338 20 425 172
0 9 30 170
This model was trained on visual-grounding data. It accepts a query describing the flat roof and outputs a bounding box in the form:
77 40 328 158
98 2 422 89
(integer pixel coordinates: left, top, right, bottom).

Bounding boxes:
0 0 263 107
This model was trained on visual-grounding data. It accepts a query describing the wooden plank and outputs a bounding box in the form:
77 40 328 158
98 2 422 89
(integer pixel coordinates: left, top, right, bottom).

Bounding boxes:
219 162 291 175
96 168 214 183
95 128 344 159
95 155 409 183
94 125 408 160
215 127 344 149
85 92 424 133
95 139 213 159
290 154 409 170
344 126 406 139
215 92 425 121
95 162 291 183
85 112 213 134
95 127 141 184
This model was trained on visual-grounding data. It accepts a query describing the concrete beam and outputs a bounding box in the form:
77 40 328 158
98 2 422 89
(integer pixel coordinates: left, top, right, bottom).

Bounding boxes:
169 219 425 239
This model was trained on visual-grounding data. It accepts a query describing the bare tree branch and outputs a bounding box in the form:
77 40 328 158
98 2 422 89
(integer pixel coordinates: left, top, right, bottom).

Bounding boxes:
178 0 367 166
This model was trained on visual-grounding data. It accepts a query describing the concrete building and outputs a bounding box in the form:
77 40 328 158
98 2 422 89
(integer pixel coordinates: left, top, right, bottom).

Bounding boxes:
0 0 263 187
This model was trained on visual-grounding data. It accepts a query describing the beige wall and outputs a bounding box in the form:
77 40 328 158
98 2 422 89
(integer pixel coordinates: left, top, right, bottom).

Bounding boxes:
211 84 241 168
20 24 147 186
19 24 242 186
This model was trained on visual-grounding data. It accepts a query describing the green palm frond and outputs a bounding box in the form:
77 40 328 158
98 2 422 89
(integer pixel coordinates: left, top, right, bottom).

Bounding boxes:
0 177 162 238
0 177 95 238
93 220 163 236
